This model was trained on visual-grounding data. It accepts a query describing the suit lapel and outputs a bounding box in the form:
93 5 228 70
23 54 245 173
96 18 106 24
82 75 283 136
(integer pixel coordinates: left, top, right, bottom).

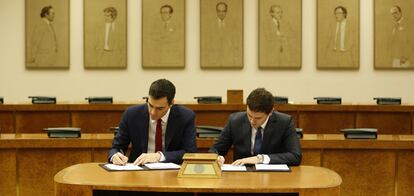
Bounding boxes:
262 112 277 152
164 105 177 149
242 115 252 155
140 105 150 152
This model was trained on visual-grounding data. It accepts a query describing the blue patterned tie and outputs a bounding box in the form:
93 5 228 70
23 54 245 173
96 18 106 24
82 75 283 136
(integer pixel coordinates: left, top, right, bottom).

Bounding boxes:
253 127 263 155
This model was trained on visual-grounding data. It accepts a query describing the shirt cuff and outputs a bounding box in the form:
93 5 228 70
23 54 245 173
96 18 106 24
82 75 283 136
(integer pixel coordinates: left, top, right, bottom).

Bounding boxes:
262 154 270 164
158 151 166 162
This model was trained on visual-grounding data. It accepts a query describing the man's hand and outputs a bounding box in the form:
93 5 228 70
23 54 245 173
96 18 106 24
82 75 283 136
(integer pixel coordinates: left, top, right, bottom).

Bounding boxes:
232 156 261 166
133 153 161 165
217 155 225 166
112 152 128 165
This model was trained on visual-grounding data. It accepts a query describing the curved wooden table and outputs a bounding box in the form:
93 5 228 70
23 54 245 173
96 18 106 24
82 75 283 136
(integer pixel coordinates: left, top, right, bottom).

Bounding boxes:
54 163 341 196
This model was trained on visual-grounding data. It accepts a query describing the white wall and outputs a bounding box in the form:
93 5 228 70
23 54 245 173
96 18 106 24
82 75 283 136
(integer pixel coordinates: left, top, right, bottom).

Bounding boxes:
0 0 413 104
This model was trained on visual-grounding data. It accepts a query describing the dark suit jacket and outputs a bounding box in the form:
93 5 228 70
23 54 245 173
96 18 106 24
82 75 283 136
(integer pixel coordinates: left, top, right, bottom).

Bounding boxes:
209 111 302 165
108 104 197 164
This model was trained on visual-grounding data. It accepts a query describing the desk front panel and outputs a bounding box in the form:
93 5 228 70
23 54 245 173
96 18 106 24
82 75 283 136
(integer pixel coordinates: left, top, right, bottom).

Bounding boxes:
323 149 396 196
15 111 71 133
71 111 122 133
0 112 14 133
17 148 92 196
356 112 412 134
0 149 16 196
298 112 355 134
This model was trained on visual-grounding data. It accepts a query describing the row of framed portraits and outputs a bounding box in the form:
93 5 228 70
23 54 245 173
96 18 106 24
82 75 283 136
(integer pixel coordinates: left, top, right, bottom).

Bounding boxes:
25 0 414 70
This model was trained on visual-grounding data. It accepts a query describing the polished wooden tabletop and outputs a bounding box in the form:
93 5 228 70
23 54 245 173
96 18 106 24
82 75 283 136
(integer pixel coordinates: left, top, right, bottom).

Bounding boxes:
54 163 341 194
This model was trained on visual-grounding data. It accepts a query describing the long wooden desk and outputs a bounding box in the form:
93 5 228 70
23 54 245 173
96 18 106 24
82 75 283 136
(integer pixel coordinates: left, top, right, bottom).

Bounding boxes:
54 163 341 196
1 103 414 134
1 133 414 196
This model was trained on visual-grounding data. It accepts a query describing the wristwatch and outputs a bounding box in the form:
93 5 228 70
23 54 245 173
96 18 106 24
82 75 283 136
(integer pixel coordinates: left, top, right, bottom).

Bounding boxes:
256 154 264 163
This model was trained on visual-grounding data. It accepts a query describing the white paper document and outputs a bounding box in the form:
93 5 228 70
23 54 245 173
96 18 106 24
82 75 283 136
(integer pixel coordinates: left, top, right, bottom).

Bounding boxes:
144 162 181 170
221 164 247 171
255 164 290 171
104 163 144 171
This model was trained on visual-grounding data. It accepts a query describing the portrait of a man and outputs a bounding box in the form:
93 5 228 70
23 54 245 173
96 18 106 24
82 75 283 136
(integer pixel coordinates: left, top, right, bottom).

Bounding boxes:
84 0 126 69
25 0 69 69
259 0 301 69
317 0 359 69
201 0 243 68
142 0 185 68
375 0 414 69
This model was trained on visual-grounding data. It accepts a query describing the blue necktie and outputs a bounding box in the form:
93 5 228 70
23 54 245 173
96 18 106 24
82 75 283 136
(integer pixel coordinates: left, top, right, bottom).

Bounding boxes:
253 127 263 155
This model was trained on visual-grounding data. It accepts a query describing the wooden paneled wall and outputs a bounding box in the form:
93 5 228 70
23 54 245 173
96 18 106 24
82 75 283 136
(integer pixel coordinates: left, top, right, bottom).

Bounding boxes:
0 103 413 134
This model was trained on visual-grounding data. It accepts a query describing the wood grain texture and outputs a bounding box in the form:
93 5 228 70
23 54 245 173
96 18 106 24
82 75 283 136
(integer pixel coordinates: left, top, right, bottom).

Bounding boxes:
15 111 70 133
0 149 16 196
298 112 355 134
396 151 414 196
0 112 14 133
323 149 396 196
356 112 412 134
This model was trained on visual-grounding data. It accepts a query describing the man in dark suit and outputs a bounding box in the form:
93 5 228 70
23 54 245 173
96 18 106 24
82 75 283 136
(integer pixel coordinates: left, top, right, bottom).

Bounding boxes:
210 88 301 166
108 79 197 165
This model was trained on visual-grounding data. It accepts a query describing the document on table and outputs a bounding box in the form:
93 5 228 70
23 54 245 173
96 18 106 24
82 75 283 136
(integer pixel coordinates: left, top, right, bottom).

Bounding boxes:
255 164 290 171
103 163 144 171
221 164 247 171
144 162 181 170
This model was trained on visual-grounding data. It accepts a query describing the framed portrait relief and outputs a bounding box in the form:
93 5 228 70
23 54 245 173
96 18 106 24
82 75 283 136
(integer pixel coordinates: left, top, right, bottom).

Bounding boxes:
142 0 185 68
200 0 244 69
317 0 360 69
259 0 302 69
25 0 69 69
84 0 127 69
374 0 414 69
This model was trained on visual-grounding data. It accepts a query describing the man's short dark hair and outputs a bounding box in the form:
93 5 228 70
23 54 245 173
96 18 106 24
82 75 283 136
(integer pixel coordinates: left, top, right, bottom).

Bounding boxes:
160 5 174 14
334 6 347 18
393 5 402 13
40 5 53 18
246 88 274 114
216 2 228 11
149 79 176 105
104 7 118 20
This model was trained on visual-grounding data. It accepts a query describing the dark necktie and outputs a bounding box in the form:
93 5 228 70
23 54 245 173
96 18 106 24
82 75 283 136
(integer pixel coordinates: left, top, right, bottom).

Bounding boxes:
253 127 263 155
155 119 162 152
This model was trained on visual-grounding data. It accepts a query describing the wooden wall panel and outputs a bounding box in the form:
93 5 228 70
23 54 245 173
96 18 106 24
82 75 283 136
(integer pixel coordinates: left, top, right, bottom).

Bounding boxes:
15 111 70 133
17 149 92 196
356 112 412 134
0 150 16 196
298 112 354 134
323 150 396 196
396 151 414 196
71 111 122 133
0 112 14 133
301 149 321 166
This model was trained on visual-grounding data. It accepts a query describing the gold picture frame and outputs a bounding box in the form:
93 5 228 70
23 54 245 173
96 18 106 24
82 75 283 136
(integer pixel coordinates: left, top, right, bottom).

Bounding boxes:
84 0 127 69
374 0 414 69
25 0 70 69
317 0 360 69
142 0 185 69
259 0 302 69
200 0 244 69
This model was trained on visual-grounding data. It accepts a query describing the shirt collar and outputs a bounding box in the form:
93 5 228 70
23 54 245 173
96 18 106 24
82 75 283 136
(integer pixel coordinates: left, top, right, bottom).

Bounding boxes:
150 108 171 124
258 113 271 130
42 18 51 25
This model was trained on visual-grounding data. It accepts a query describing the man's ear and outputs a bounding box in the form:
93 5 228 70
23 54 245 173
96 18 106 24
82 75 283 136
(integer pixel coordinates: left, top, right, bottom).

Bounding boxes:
170 99 175 106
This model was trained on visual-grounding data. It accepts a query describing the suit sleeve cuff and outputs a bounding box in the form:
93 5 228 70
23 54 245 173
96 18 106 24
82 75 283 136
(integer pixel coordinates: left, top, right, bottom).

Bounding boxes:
262 154 270 164
158 151 166 162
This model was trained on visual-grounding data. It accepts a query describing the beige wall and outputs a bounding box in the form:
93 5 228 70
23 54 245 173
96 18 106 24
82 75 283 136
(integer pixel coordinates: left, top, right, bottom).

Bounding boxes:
0 0 413 104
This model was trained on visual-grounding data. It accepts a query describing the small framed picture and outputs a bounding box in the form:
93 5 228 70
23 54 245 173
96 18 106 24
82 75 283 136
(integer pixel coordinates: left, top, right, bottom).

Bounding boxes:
25 0 70 69
200 0 244 69
258 0 302 69
374 0 414 69
84 0 127 69
317 0 360 69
